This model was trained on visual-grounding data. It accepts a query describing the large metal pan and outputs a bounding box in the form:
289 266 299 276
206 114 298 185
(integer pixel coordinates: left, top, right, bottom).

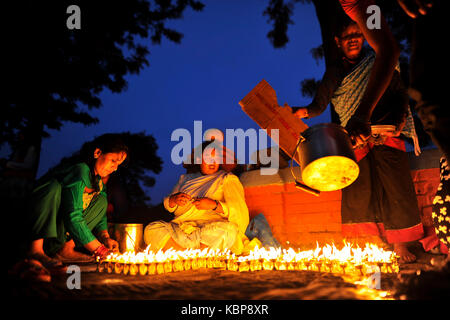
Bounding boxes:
294 123 359 193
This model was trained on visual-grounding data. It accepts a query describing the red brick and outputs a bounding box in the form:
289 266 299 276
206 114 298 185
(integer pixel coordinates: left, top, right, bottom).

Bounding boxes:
411 168 440 183
283 183 341 200
285 211 341 225
325 223 342 232
416 194 434 209
285 201 341 215
245 195 283 207
244 185 284 196
414 180 439 196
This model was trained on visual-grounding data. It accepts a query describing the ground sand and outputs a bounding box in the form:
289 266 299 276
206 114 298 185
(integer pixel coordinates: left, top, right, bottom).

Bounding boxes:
8 245 449 300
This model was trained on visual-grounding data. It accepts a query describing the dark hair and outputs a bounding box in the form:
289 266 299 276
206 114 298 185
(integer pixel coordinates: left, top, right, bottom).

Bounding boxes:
80 133 129 191
334 15 357 38
183 140 237 174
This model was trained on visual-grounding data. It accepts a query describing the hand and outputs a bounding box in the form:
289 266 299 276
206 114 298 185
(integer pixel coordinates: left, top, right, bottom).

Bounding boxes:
93 244 111 260
169 192 192 207
292 107 309 119
103 238 119 253
192 197 217 210
397 0 433 18
345 116 372 148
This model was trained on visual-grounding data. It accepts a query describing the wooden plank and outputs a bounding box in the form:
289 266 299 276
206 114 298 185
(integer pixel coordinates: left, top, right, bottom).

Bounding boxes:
239 79 308 164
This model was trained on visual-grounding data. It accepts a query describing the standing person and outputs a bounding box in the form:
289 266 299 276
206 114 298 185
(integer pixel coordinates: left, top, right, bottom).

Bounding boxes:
334 0 401 147
293 18 422 262
396 0 449 256
25 134 127 270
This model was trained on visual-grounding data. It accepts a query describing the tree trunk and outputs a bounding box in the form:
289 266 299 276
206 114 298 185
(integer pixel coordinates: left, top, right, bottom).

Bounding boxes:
311 0 346 124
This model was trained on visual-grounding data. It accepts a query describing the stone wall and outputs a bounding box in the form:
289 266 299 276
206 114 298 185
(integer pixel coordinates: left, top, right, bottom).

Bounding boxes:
240 148 442 248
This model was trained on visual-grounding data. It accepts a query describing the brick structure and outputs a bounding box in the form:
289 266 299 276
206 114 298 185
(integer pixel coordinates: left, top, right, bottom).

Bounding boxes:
240 148 442 249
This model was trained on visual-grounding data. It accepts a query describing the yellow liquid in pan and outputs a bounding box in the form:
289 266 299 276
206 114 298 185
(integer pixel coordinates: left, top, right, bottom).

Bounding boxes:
301 156 359 191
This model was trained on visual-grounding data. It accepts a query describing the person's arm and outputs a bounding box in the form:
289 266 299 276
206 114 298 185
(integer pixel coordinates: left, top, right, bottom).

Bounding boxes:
293 65 341 119
96 228 119 252
396 0 433 18
220 174 250 234
164 175 190 212
60 165 102 252
340 0 401 143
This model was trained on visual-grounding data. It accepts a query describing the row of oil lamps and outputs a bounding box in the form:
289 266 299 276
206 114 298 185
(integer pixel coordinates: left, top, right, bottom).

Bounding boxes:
97 244 400 276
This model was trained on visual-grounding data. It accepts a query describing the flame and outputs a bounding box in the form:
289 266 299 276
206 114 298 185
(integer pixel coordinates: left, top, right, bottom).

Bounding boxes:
99 242 399 285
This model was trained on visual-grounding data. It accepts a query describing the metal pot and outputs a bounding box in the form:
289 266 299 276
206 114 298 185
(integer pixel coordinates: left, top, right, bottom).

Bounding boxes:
295 123 359 192
108 223 145 253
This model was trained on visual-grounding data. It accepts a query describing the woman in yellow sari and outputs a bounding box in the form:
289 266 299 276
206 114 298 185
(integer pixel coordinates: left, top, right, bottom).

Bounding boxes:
144 141 249 254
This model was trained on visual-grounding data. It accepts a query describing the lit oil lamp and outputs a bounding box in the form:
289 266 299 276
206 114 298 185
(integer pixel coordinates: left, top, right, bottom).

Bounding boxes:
129 263 139 276
163 261 173 273
262 259 274 271
114 262 124 274
213 257 222 269
227 258 238 272
97 260 107 273
339 262 348 274
238 257 249 272
191 258 199 270
206 257 214 269
138 263 148 275
95 241 399 282
156 262 165 274
250 259 262 272
325 260 333 273
274 259 286 271
312 260 322 272
184 258 192 271
173 259 184 272
107 261 115 274
123 263 130 275
148 262 156 275
198 257 206 269
303 260 312 271
287 262 295 271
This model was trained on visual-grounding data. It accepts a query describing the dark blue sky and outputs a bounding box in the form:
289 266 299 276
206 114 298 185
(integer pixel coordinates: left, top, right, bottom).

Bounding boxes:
5 1 332 205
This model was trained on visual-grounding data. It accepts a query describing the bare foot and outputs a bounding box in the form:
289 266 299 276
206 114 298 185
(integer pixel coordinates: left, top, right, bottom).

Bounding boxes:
27 250 63 268
55 240 94 262
394 242 416 263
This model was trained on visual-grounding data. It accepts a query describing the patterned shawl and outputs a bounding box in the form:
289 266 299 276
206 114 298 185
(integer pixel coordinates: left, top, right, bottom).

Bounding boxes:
331 51 420 155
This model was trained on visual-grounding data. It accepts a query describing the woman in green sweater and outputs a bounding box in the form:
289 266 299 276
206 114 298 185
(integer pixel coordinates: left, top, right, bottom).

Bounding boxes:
26 134 128 268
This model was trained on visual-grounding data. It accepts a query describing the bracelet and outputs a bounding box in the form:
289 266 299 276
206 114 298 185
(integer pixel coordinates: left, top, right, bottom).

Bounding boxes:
212 200 219 211
94 244 110 260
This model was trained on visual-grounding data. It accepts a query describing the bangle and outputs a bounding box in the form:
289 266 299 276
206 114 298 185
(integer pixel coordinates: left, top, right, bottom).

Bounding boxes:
100 234 110 242
212 200 219 211
94 244 110 260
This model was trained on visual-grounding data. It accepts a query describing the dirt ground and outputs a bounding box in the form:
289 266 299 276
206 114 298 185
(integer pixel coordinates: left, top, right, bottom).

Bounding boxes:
7 245 450 301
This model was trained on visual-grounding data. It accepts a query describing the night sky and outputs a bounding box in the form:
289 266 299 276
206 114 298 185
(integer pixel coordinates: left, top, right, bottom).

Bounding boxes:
4 1 332 205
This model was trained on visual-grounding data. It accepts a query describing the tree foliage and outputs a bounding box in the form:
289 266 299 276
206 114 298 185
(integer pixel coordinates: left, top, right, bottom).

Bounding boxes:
43 132 163 205
262 0 431 146
4 0 204 148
